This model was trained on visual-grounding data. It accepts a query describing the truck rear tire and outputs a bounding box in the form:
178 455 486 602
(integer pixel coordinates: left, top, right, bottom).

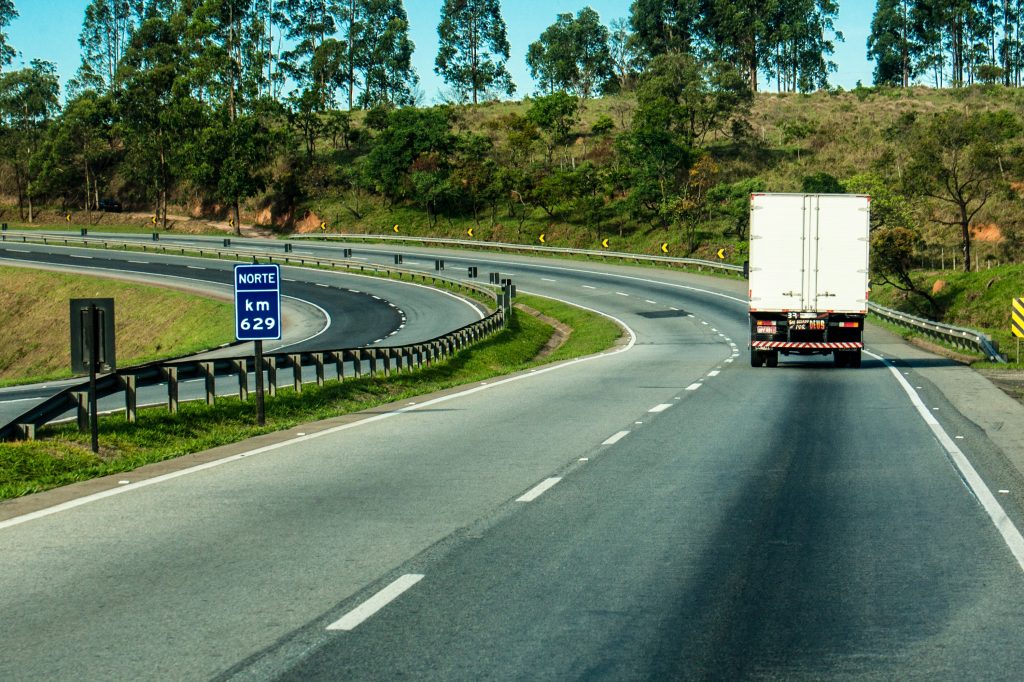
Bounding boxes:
750 350 763 367
850 350 862 368
766 351 779 367
834 352 849 367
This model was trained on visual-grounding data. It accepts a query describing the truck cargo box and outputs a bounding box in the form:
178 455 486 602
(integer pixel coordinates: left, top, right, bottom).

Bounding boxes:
748 193 869 314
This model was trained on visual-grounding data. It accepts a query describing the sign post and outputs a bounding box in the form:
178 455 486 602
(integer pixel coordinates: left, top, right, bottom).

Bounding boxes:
70 298 116 453
1013 298 1024 364
235 264 282 425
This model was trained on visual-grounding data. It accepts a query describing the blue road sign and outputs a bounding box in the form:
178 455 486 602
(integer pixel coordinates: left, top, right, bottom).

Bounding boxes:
234 264 282 341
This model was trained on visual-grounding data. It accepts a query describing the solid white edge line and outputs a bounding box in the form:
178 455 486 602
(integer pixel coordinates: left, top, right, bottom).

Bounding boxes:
867 350 1024 573
0 293 636 531
603 430 631 445
648 404 672 413
326 574 424 631
517 477 562 502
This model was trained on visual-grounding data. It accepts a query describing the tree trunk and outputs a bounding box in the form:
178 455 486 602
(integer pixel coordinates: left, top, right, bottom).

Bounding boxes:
233 198 241 236
960 205 972 272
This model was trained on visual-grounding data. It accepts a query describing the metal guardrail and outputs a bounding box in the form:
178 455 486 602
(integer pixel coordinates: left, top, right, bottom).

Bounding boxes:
0 233 511 440
868 302 1006 363
295 232 746 274
1 310 506 442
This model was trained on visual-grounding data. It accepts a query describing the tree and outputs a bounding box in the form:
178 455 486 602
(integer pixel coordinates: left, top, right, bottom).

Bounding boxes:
0 60 61 221
527 7 613 98
633 52 751 146
355 0 418 108
628 0 700 61
608 17 641 92
903 109 1019 272
31 90 116 212
526 91 580 168
72 0 136 95
0 0 16 70
364 107 455 202
435 0 515 104
868 0 916 86
116 15 201 228
871 226 940 317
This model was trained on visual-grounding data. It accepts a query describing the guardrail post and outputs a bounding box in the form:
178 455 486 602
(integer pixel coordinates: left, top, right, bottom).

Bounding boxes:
329 351 344 381
75 392 89 432
314 353 325 386
203 362 215 405
267 357 278 396
235 359 249 401
17 423 35 441
369 349 379 377
383 349 393 376
123 375 137 424
164 367 179 414
290 355 303 393
351 350 362 377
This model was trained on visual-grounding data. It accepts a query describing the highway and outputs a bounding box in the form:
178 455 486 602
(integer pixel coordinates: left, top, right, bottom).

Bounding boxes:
3 236 1024 679
0 242 486 426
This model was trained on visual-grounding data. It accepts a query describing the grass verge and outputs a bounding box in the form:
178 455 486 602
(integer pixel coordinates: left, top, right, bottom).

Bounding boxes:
0 266 234 386
0 294 622 500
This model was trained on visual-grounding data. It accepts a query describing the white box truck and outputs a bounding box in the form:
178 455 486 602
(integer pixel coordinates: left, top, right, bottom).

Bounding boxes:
748 193 870 368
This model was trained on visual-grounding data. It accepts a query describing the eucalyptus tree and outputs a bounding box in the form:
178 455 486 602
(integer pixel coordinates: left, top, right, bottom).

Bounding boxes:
527 7 613 98
0 0 16 69
72 0 137 95
868 0 916 86
188 0 280 233
627 0 701 62
115 14 202 228
355 0 417 108
435 0 515 104
0 60 61 221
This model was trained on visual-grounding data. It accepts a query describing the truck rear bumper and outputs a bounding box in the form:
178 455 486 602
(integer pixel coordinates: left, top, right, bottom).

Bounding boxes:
751 341 863 350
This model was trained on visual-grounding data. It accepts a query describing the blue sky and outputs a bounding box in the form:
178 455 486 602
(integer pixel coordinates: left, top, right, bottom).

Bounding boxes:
6 0 876 102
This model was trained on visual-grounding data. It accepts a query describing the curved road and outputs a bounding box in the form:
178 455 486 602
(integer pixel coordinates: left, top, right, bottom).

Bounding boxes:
0 242 485 426
2 238 1024 679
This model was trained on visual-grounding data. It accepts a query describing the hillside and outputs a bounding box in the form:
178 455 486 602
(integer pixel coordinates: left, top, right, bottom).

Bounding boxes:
272 85 1024 267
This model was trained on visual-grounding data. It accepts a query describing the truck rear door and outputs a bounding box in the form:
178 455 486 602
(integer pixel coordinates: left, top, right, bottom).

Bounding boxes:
812 195 870 314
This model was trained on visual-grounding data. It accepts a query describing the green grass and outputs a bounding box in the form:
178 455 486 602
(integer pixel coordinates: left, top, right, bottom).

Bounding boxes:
0 266 234 387
0 294 622 500
870 263 1024 366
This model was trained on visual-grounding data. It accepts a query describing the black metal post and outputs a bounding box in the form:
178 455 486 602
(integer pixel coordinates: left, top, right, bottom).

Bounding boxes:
254 340 266 426
87 304 99 453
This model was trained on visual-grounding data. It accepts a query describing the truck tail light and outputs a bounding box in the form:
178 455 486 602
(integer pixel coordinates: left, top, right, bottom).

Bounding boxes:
838 322 859 328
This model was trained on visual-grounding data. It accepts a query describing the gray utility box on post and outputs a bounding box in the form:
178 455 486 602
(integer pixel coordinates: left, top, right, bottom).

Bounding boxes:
70 298 116 374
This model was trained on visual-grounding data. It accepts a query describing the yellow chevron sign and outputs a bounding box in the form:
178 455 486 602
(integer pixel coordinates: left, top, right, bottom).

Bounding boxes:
1013 298 1024 338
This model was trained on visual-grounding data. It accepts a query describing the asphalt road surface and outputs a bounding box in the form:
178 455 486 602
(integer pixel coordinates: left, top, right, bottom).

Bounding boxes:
0 242 485 427
3 238 1024 680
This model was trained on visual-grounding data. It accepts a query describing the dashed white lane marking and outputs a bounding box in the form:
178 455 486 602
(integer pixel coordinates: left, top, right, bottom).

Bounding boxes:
127 260 149 264
707 370 720 377
615 291 629 297
645 300 657 304
7 248 31 253
187 265 204 270
725 359 734 363
327 574 425 631
701 321 708 325
603 431 630 445
582 285 596 289
649 404 672 413
542 278 557 282
517 477 562 502
70 254 93 259
669 307 679 311
869 350 1024 574
315 283 329 287
685 383 702 391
